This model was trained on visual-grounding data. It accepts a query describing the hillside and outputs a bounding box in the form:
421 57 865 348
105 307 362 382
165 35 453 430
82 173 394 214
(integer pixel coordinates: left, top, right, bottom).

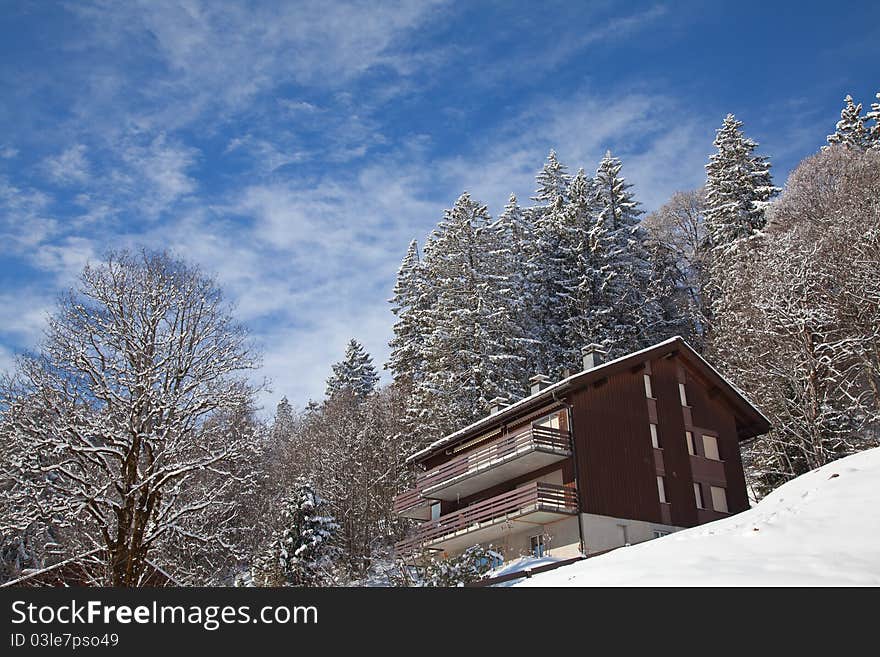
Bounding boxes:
515 447 880 586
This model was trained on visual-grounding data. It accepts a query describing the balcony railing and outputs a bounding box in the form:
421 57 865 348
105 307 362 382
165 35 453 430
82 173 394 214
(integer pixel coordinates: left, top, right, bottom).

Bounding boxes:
417 424 572 495
393 486 431 517
395 482 578 556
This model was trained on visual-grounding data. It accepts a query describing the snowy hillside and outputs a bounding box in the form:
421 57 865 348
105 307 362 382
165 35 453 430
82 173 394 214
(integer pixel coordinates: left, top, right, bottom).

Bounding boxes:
516 447 880 586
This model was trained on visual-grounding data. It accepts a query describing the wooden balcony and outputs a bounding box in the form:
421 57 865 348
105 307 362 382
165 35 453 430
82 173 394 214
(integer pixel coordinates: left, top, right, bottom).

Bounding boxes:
393 486 434 520
417 425 572 501
395 482 578 557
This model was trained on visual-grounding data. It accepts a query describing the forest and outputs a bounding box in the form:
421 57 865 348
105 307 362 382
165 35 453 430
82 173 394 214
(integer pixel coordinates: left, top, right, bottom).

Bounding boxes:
1 91 879 586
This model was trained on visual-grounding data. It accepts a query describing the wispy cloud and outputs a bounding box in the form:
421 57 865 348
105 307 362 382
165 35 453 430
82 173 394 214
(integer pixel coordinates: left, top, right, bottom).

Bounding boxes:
0 0 852 406
64 0 450 128
116 133 199 218
43 144 92 186
0 177 57 251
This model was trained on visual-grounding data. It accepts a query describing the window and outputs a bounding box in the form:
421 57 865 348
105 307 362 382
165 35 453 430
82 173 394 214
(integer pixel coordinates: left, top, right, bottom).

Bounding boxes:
710 486 729 513
678 382 688 406
644 374 654 399
431 503 441 521
702 434 720 461
653 530 670 539
649 423 660 449
530 534 546 558
685 431 695 455
657 476 668 504
534 411 562 430
693 482 704 509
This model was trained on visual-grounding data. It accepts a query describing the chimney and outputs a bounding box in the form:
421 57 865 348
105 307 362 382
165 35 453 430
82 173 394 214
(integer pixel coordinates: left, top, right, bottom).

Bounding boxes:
582 344 606 371
529 374 551 395
488 396 508 414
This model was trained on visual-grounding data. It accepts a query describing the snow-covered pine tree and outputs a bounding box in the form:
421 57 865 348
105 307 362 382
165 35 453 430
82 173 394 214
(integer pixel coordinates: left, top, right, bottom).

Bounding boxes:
325 339 380 399
492 194 533 289
826 94 870 149
704 114 779 247
589 151 662 356
387 240 429 386
488 194 533 389
412 193 525 438
272 396 295 443
525 193 581 379
556 169 603 369
254 479 339 587
532 149 571 204
867 92 880 148
522 150 584 378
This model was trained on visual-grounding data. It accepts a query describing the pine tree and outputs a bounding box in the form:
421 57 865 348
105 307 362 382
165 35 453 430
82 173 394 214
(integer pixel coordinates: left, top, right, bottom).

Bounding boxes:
867 92 880 148
589 151 662 355
272 396 295 442
325 339 379 399
527 193 582 378
387 240 429 385
254 479 339 587
532 149 571 203
488 194 533 386
492 194 533 275
826 94 870 149
555 169 600 371
704 114 779 248
412 193 525 437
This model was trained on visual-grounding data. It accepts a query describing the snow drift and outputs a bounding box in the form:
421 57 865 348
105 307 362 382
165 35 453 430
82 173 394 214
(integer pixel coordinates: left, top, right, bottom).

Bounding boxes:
515 447 880 586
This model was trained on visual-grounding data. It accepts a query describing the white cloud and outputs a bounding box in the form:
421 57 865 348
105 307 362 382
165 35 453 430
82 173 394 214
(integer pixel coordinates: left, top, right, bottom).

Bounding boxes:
116 133 199 219
225 135 304 174
43 144 91 185
278 99 320 114
412 91 712 216
66 0 450 123
0 344 16 375
0 289 54 374
0 87 714 409
0 177 57 250
0 291 50 344
28 236 100 283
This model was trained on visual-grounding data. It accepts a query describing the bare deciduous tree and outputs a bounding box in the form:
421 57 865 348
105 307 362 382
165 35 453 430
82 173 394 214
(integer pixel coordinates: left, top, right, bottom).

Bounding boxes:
643 188 709 346
710 146 880 494
0 250 260 585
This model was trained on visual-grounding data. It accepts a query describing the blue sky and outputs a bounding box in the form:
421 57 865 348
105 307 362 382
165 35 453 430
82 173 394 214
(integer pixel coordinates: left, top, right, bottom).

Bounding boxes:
1 1 878 411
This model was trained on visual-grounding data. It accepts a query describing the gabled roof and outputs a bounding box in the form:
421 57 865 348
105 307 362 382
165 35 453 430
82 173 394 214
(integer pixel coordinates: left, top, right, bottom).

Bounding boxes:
406 336 770 465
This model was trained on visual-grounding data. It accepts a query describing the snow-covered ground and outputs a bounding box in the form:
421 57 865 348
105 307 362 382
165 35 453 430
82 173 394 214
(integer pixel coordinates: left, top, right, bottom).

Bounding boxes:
485 554 565 583
515 447 880 586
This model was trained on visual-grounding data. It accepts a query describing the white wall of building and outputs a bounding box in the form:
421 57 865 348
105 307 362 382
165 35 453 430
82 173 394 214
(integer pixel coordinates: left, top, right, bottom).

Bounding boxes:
580 512 681 554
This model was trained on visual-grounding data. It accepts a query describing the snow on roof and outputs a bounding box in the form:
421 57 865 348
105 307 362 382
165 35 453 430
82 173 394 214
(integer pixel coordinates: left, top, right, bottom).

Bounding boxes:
407 336 683 464
406 336 770 464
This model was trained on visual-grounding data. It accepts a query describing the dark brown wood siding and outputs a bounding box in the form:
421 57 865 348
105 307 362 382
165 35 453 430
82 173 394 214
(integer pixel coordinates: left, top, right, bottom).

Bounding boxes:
651 355 699 527
681 361 749 514
570 368 662 523
417 351 752 529
569 353 750 528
